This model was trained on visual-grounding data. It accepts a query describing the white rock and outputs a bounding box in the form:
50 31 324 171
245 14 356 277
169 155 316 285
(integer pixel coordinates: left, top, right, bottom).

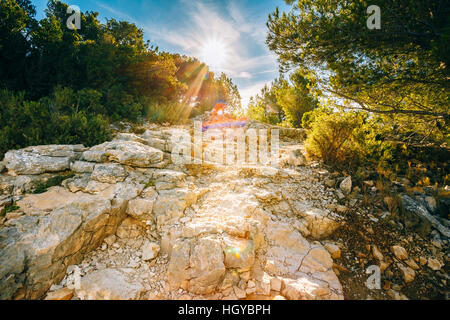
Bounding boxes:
83 140 164 167
104 235 116 246
270 277 282 292
91 163 127 184
397 263 415 283
427 258 443 271
127 198 154 221
340 176 352 195
167 237 225 295
142 241 160 261
4 150 70 175
391 245 408 260
71 161 95 173
76 269 145 300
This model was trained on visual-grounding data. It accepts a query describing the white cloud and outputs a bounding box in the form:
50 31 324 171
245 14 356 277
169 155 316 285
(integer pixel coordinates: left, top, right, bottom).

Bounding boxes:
235 72 253 79
239 80 272 108
96 0 280 108
153 1 278 79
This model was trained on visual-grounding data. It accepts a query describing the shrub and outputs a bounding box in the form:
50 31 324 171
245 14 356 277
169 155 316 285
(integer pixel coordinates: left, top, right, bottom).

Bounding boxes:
0 89 111 159
305 111 363 167
145 99 191 124
304 108 397 170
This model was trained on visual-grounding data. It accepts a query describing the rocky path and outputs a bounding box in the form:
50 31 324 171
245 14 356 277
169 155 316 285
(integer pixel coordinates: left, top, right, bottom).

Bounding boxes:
55 124 344 300
1 120 448 300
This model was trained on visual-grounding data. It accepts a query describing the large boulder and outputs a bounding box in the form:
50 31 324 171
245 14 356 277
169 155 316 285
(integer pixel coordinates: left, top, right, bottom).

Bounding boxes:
0 189 127 299
127 198 154 222
82 140 164 168
263 221 343 300
76 268 145 300
21 145 86 158
153 188 198 226
91 164 128 184
294 204 340 239
4 145 86 175
4 151 70 175
167 237 226 295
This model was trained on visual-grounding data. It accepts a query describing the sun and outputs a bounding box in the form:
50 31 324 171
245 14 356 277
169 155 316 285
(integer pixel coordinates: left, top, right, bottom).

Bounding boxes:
200 38 228 70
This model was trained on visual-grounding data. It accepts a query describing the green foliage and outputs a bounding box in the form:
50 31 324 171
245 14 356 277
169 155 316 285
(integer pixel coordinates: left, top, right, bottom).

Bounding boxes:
0 1 242 157
245 73 318 128
32 172 75 194
144 178 156 189
267 0 449 146
4 203 20 215
304 108 396 169
0 88 112 158
145 99 191 124
275 71 318 127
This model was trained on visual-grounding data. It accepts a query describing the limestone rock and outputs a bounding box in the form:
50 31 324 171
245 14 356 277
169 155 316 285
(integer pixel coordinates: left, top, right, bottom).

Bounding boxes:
142 241 160 261
4 150 70 175
233 286 247 299
104 235 116 246
391 245 408 260
168 237 226 295
153 188 197 225
222 237 255 270
16 187 79 215
427 258 443 271
91 164 127 184
0 192 124 299
295 205 340 239
405 259 420 270
372 245 384 262
116 218 145 239
21 145 86 158
281 276 339 300
153 169 186 183
142 130 167 150
270 277 282 292
397 263 415 283
76 269 145 300
114 133 148 145
83 140 164 167
127 198 154 221
44 287 74 300
339 176 352 195
70 161 95 173
323 242 341 259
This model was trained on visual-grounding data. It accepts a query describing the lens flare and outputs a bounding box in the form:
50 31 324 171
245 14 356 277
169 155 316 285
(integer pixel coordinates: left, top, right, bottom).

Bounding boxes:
200 38 228 70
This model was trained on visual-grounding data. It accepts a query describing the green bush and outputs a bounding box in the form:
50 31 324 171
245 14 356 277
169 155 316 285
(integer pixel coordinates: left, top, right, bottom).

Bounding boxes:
304 108 395 170
145 99 191 124
305 110 362 167
0 89 111 159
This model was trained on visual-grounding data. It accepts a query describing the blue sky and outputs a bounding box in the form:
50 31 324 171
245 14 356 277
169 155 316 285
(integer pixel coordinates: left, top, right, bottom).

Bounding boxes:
32 0 291 106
